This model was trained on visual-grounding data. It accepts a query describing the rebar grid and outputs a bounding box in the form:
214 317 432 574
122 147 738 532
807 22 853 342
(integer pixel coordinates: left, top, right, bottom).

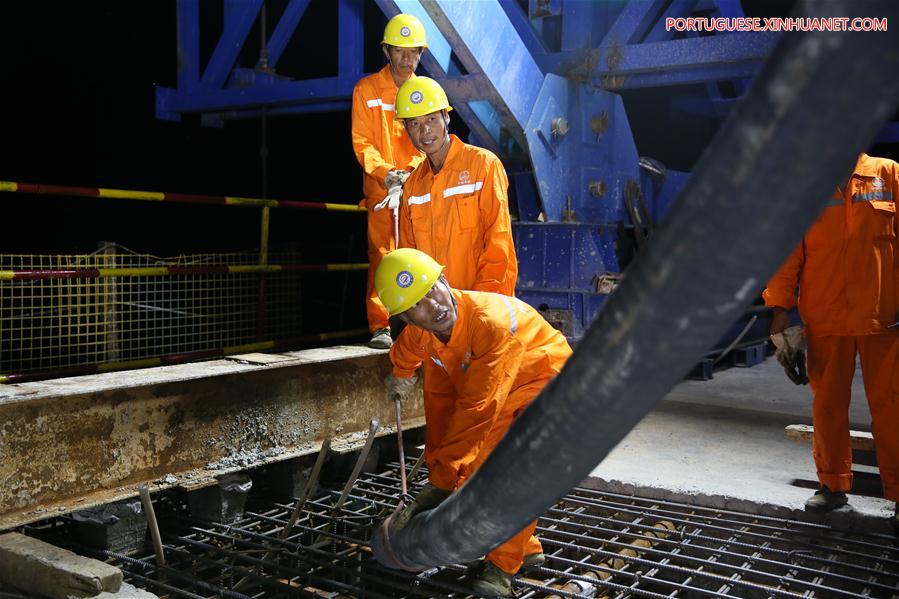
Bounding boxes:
0 250 302 373
98 456 899 599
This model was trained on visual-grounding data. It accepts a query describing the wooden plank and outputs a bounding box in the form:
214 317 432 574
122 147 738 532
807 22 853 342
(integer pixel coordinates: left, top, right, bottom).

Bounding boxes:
785 424 875 451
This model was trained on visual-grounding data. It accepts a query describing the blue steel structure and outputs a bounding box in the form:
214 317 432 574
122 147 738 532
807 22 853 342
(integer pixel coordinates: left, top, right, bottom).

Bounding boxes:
157 1 892 357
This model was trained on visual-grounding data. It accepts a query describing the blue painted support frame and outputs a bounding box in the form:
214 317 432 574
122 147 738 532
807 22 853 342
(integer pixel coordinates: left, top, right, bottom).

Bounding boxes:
202 0 263 88
177 0 200 91
158 0 366 122
538 32 778 89
418 0 544 148
598 0 670 47
266 0 313 68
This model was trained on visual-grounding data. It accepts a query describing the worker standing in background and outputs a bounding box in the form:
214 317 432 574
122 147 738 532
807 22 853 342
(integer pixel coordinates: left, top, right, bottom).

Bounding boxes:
376 249 571 597
764 153 899 525
352 13 426 349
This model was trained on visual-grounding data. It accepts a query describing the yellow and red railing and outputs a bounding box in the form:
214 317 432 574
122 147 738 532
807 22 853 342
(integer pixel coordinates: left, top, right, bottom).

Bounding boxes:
0 180 366 213
0 180 373 383
0 263 367 281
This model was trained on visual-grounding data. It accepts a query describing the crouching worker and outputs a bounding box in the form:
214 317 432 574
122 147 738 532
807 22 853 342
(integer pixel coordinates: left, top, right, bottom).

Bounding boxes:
372 248 572 597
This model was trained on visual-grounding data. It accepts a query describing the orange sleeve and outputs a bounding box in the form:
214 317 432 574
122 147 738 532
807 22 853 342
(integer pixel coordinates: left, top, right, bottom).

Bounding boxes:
472 159 517 295
389 327 426 378
428 315 524 490
351 82 395 183
405 153 425 173
762 241 805 310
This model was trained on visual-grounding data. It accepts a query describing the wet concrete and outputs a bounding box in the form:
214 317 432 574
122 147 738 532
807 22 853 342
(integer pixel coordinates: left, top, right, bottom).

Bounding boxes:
588 358 895 532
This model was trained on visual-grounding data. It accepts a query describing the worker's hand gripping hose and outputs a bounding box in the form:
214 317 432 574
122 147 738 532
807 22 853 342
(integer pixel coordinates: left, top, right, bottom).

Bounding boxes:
371 0 899 571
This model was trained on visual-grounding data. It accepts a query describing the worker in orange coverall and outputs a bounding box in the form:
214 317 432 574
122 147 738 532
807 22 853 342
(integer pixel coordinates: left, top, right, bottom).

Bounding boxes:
764 153 899 523
394 76 518 295
352 13 426 349
376 248 571 597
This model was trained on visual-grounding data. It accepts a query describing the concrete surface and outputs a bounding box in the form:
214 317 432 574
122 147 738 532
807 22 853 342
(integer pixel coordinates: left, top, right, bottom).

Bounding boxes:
588 358 895 532
0 532 122 598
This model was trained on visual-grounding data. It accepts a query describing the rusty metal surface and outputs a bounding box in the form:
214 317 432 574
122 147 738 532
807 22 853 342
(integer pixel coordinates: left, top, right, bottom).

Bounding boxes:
0 346 424 530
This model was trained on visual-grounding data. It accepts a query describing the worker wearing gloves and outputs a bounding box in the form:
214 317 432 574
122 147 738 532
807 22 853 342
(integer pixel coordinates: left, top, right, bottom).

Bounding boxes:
376 248 571 597
764 153 899 522
352 13 426 349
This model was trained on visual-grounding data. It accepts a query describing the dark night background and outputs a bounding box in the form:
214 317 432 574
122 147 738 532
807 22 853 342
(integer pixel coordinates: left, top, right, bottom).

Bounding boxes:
0 1 896 337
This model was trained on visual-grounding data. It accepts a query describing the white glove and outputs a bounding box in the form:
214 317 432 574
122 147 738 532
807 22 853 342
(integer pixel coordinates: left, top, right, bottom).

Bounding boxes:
770 325 808 385
373 185 402 213
386 373 418 404
384 169 410 189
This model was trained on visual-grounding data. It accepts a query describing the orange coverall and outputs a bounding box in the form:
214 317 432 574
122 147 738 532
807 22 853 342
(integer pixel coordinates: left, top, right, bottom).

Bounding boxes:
391 289 571 574
763 153 899 500
398 134 518 296
352 65 424 332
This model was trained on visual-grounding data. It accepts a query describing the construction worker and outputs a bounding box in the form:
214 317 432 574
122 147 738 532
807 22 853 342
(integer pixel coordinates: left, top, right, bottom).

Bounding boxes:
377 248 571 597
352 13 427 349
764 153 899 523
394 76 518 295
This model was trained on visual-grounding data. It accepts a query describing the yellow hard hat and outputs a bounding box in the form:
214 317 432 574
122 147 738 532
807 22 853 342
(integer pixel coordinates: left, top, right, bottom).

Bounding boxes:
375 248 444 315
382 14 428 48
395 76 453 120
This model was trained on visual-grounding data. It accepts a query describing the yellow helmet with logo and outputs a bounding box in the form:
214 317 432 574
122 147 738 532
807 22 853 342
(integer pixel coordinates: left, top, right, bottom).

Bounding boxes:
375 248 444 315
382 14 428 48
395 76 453 120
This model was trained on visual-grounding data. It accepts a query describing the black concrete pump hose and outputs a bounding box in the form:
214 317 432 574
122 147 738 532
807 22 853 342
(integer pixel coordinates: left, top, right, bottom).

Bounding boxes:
372 0 899 571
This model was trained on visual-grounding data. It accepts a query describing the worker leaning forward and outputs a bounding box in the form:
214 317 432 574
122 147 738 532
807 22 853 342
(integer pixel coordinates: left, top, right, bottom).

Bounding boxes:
352 14 426 349
389 77 527 593
376 248 572 597
764 152 899 525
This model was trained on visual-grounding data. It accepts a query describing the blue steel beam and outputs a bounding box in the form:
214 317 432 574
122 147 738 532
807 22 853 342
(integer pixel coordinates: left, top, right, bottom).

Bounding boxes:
540 32 778 88
643 0 701 42
266 0 312 68
177 0 200 91
338 0 364 80
497 0 547 56
418 0 544 147
161 76 355 113
598 0 670 47
201 0 263 88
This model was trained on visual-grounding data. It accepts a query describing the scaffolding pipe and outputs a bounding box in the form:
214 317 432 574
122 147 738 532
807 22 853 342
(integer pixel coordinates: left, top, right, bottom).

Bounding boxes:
0 180 366 212
371 0 899 571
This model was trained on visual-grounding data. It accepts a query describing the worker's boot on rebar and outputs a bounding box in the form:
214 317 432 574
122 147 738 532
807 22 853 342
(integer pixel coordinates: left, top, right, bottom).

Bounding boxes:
805 487 848 511
369 328 393 349
522 552 546 568
470 561 514 598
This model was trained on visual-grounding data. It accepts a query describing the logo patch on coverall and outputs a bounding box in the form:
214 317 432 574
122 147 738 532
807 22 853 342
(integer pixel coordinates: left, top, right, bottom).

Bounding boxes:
458 170 470 185
873 177 885 190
